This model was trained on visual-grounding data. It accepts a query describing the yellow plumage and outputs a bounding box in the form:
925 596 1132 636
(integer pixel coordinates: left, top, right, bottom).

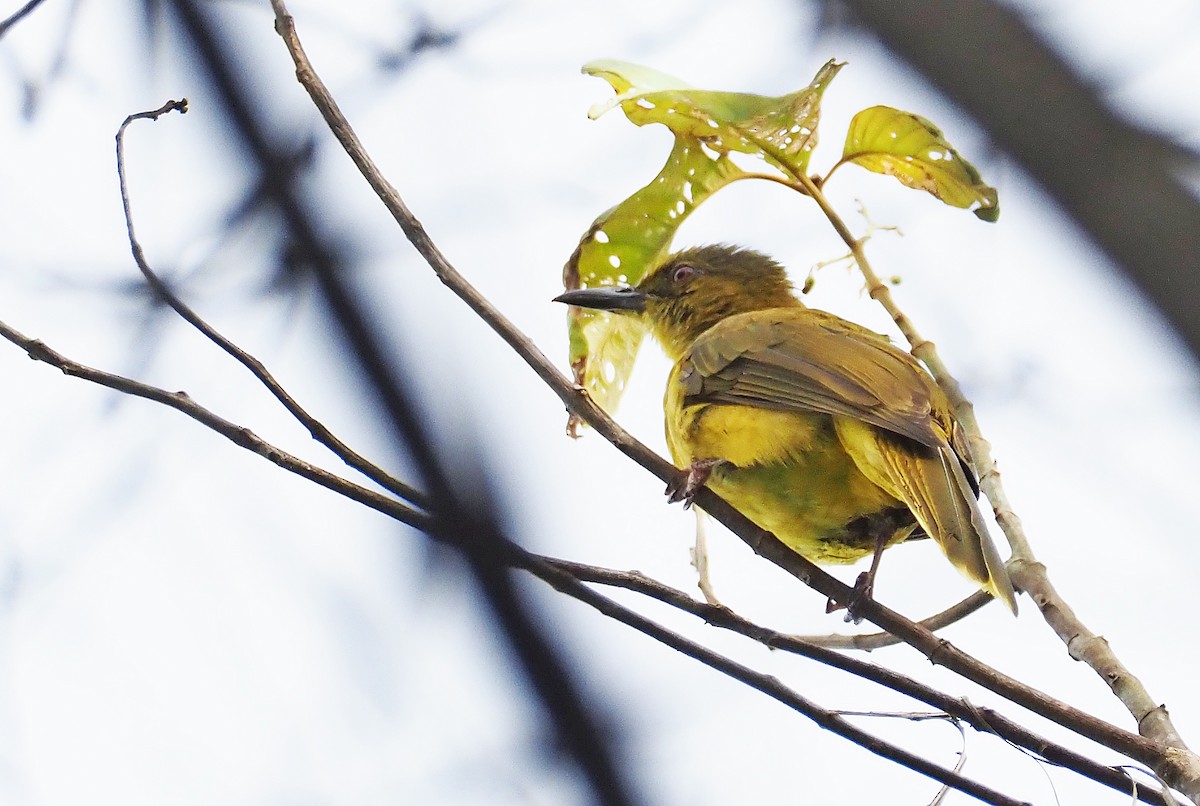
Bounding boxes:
557 244 1017 614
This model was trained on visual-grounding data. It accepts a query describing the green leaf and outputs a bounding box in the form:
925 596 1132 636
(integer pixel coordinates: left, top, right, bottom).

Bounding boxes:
583 58 844 178
839 106 999 221
563 60 847 428
562 137 746 420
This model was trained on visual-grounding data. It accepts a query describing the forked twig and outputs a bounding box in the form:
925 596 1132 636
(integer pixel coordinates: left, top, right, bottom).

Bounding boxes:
0 0 48 39
115 100 429 511
545 557 1175 806
0 319 429 531
0 309 1023 805
798 168 1196 764
794 591 991 650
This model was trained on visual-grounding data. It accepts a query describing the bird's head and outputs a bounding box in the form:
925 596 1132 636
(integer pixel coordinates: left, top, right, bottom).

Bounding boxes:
555 244 801 359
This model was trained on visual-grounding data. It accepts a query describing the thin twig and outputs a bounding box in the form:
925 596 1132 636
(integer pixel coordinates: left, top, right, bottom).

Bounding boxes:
550 557 1173 806
168 2 641 799
115 100 429 512
935 717 969 806
0 315 1022 806
794 591 991 651
0 0 48 39
0 318 430 531
267 1 1200 798
1 308 1168 804
802 168 1199 775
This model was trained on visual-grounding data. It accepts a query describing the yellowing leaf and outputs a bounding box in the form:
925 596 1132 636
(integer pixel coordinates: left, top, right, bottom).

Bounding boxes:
563 61 846 431
562 137 746 425
583 60 693 119
565 312 647 430
583 59 844 178
839 106 999 221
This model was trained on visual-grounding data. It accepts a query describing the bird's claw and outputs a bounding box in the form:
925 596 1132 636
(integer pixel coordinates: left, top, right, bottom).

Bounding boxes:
665 458 729 509
845 571 876 624
824 572 876 624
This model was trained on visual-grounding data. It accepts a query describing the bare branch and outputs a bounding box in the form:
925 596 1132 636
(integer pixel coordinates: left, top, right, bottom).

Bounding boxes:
1 315 1027 806
4 300 1176 803
115 99 429 512
840 0 1200 365
798 167 1200 789
533 569 1029 806
551 558 1173 806
0 0 49 39
0 318 430 532
266 0 1199 797
795 591 991 651
146 4 644 799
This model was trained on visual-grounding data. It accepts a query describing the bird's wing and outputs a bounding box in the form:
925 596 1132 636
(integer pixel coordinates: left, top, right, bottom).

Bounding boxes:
833 418 1017 613
681 309 942 448
682 308 1017 613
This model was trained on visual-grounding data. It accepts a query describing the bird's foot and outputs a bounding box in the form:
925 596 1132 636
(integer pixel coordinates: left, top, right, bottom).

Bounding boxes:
824 572 875 624
665 458 731 509
845 571 876 624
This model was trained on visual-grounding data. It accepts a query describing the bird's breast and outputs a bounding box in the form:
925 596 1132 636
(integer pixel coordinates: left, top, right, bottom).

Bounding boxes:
664 370 910 563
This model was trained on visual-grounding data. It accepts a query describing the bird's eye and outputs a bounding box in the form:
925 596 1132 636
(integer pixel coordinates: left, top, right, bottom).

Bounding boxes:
672 264 695 285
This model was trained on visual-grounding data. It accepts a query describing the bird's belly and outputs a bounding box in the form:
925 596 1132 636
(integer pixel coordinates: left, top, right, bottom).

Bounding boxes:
668 403 913 563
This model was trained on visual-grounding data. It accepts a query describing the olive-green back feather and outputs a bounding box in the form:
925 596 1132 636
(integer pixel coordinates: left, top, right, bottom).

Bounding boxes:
639 245 1016 612
681 310 942 448
679 307 1018 613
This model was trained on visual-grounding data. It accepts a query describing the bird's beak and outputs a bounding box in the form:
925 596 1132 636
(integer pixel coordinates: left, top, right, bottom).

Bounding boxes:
553 286 647 313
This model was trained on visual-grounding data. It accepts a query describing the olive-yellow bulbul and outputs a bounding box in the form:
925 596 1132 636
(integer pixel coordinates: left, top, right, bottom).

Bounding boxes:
556 244 1017 614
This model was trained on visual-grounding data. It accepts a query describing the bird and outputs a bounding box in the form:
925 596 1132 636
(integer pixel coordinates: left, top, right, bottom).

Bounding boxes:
555 244 1017 616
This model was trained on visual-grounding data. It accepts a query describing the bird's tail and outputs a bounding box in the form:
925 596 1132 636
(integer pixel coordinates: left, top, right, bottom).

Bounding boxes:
927 445 1018 614
835 418 1018 614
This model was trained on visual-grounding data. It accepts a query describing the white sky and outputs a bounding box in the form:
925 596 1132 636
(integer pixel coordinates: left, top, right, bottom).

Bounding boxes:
2 0 1199 804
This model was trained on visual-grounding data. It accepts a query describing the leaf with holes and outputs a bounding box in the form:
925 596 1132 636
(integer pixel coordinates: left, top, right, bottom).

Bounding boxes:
584 58 844 178
838 106 999 221
562 61 846 431
562 137 746 431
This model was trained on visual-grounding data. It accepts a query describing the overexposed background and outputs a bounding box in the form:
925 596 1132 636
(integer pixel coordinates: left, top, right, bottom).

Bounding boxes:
2 1 1199 803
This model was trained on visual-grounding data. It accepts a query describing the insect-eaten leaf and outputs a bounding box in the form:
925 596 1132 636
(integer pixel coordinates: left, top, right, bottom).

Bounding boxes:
563 60 847 434
583 58 844 180
839 106 999 221
562 137 746 433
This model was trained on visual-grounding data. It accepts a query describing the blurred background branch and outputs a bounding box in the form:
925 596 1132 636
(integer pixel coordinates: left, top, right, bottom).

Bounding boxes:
836 0 1200 362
